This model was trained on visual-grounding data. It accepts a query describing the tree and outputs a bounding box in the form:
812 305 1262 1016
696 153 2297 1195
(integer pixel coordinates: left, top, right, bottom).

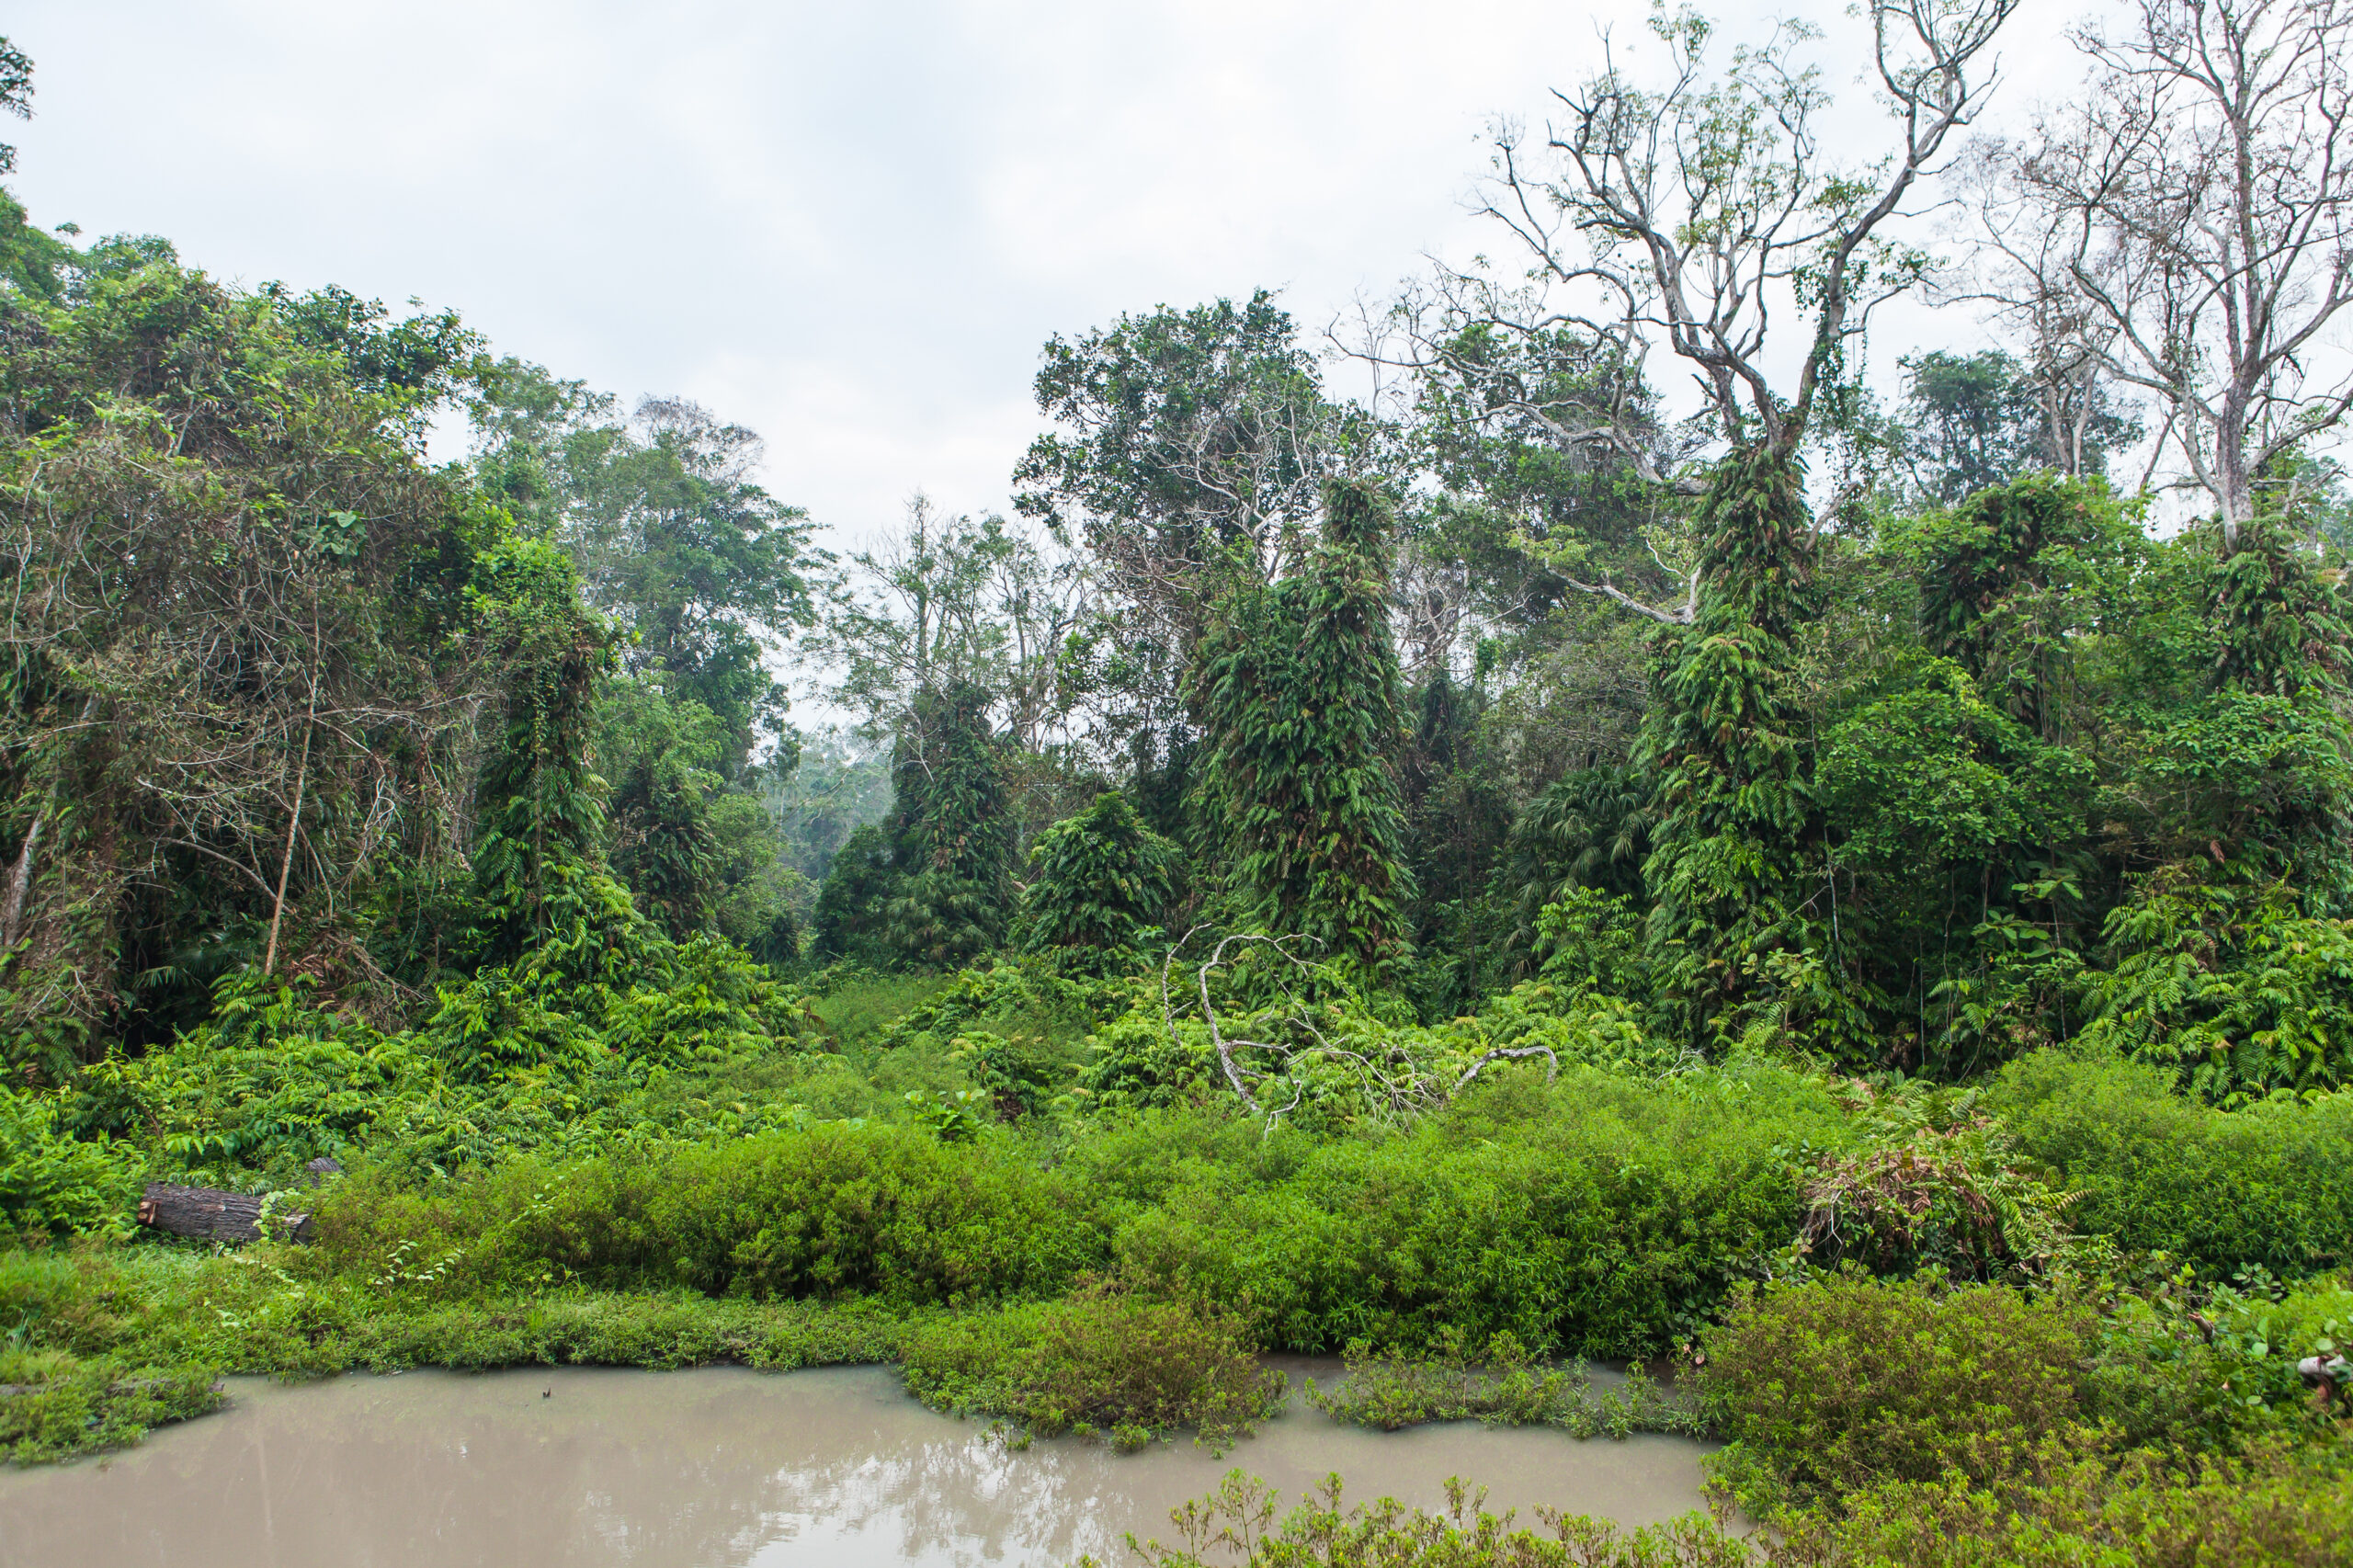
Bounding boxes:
818 496 1088 756
1479 0 2019 1039
1995 0 2353 548
0 36 29 176
1195 480 1415 967
0 43 73 307
1898 349 2140 504
0 255 530 1052
1016 293 1361 744
472 375 818 777
1018 790 1180 960
880 681 1017 968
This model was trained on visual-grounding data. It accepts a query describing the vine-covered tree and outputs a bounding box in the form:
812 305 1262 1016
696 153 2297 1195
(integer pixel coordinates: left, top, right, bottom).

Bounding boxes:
1018 790 1180 960
1195 479 1415 967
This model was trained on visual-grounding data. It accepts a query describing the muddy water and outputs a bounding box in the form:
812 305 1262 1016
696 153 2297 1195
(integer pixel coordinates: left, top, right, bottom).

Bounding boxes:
0 1363 1715 1567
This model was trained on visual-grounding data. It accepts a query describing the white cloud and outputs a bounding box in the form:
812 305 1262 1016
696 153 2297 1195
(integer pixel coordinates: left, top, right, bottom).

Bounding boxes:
9 0 2102 543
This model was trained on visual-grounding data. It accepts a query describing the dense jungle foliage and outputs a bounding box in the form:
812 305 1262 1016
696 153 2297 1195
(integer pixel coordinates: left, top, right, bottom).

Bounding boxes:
6 7 2353 1562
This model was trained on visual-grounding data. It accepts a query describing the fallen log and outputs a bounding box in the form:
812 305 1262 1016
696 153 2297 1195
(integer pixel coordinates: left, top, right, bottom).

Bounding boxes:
136 1183 313 1244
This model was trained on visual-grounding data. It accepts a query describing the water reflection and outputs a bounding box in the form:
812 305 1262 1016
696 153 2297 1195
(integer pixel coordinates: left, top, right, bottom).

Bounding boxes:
0 1363 1714 1568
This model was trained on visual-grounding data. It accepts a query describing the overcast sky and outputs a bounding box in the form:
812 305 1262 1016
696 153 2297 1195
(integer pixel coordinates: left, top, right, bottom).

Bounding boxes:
9 1 2095 555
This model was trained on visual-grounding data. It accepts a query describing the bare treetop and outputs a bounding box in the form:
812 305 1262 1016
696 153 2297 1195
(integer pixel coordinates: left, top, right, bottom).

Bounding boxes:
1486 0 2019 459
1992 0 2353 547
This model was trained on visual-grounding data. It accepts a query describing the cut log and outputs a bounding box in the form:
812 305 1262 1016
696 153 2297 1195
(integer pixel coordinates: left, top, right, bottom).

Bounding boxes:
136 1183 313 1244
303 1155 343 1182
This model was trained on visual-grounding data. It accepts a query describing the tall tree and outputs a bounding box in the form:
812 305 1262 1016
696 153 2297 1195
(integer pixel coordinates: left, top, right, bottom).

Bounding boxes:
1994 0 2353 549
1016 293 1359 745
1480 0 2019 1037
1195 480 1415 967
472 375 818 777
1898 348 2140 504
0 255 525 1052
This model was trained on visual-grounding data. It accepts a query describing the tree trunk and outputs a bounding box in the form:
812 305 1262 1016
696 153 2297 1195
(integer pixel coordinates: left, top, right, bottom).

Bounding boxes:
136 1183 313 1244
0 812 41 953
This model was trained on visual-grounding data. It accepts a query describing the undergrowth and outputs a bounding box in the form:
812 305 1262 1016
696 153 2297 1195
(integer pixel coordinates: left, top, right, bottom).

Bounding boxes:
1304 1332 1703 1438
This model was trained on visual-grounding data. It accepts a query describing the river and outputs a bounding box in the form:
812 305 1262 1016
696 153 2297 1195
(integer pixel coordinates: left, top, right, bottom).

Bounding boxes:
0 1362 1717 1566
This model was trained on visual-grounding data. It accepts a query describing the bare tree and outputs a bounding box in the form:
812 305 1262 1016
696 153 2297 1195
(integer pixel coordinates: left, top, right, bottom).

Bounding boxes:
1995 0 2353 546
1479 2 2019 465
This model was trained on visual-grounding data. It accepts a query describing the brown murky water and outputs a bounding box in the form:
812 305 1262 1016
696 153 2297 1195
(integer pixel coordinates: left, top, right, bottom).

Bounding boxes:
0 1363 1715 1567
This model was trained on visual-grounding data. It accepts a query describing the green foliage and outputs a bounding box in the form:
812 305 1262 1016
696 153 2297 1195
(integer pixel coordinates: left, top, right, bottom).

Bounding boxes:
1774 1437 2353 1567
899 1279 1284 1446
1699 1274 2095 1513
1110 1061 1851 1357
1020 790 1180 960
1304 1331 1701 1438
1501 766 1654 953
1896 350 2138 505
809 824 901 965
2211 516 2353 702
0 1357 222 1464
0 252 522 1046
2077 875 2353 1102
74 937 823 1187
469 381 817 772
879 681 1017 967
1196 481 1415 966
1790 1081 2094 1286
1533 888 1654 1003
0 1089 138 1238
1987 1052 2353 1278
1093 1471 1748 1568
1638 449 1826 1041
1907 472 2136 731
465 530 622 962
309 1123 1105 1306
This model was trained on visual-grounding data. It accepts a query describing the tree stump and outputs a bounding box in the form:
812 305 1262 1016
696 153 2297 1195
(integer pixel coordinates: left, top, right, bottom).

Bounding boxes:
135 1184 313 1244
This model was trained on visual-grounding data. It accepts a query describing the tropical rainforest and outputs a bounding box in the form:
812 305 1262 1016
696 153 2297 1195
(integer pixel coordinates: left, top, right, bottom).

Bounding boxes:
5 3 2353 1562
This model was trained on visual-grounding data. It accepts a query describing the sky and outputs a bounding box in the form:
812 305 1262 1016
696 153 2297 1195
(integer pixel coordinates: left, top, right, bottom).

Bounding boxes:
7 0 2097 558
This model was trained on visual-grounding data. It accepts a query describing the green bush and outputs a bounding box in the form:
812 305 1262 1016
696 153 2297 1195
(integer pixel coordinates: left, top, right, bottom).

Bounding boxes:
1778 1436 2353 1568
1017 790 1180 960
1090 1471 1748 1568
1116 1062 1851 1357
0 1358 222 1464
2083 1269 2353 1453
0 1091 139 1238
1699 1274 2094 1512
1988 1053 2353 1277
1304 1331 1701 1438
900 1280 1283 1447
313 1122 1108 1305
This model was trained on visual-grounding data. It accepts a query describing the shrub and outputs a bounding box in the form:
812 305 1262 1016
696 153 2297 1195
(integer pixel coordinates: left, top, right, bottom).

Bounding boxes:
2083 1269 2353 1454
1117 1062 1852 1357
1988 1053 2353 1277
0 1090 139 1238
1792 1081 2091 1286
0 1250 222 1462
0 1359 222 1464
1699 1274 2094 1512
1778 1436 2353 1568
1092 1471 1748 1568
313 1123 1109 1304
899 1280 1283 1447
1304 1331 1702 1438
